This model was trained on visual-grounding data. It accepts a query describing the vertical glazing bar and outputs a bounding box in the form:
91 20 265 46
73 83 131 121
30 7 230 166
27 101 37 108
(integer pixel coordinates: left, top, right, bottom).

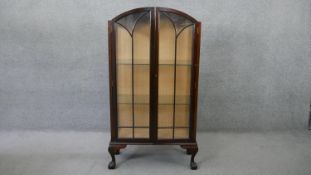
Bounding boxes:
172 36 177 139
131 37 134 138
151 8 157 142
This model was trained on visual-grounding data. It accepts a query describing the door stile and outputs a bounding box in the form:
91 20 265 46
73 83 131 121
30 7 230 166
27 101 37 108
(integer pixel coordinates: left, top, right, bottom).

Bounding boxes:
149 8 157 143
150 8 159 143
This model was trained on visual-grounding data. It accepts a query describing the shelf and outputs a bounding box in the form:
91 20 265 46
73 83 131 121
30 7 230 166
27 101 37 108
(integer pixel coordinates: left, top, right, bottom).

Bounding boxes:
117 63 191 66
158 103 190 105
158 95 190 105
118 126 189 129
117 94 190 104
117 94 149 104
117 63 149 65
116 61 150 65
158 64 191 66
118 102 149 105
118 126 149 128
157 126 189 129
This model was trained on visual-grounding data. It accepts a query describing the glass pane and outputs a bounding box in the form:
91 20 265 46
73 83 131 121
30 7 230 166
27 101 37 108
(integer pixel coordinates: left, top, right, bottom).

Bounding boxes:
134 65 149 103
133 12 150 64
175 105 189 127
117 12 147 35
175 66 191 104
115 11 151 140
132 12 150 139
115 24 132 64
158 13 175 64
157 11 194 140
161 12 193 35
158 105 173 127
118 128 133 138
117 65 132 103
174 128 189 139
158 65 174 104
134 104 149 127
134 128 149 138
118 104 132 127
176 26 194 65
158 129 173 139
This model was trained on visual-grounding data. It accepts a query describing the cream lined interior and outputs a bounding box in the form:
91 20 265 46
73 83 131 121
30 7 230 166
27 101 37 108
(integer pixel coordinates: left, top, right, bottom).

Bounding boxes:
115 24 132 64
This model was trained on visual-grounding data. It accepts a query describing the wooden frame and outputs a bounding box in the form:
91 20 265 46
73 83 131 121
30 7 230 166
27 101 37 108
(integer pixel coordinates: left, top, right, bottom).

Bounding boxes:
108 7 201 170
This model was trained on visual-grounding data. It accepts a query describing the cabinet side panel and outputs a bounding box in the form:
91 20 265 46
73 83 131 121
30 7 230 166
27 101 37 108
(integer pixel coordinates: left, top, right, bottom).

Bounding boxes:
190 22 201 141
108 20 117 140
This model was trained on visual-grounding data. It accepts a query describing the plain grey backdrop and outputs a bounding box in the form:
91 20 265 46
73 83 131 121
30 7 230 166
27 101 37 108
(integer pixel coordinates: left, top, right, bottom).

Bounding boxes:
0 0 310 131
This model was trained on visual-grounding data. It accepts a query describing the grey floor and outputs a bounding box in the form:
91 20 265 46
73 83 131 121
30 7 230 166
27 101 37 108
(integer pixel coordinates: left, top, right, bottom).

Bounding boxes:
0 131 310 175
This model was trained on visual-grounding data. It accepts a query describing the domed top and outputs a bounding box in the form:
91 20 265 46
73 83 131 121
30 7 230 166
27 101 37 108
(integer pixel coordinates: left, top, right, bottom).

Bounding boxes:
111 7 199 23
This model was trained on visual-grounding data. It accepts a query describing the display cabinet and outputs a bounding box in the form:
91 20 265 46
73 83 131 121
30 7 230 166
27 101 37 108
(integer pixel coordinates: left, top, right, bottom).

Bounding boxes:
108 7 201 169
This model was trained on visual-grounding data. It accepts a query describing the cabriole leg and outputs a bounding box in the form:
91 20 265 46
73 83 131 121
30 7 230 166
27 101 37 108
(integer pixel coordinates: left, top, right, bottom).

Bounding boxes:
108 146 116 169
108 144 126 169
181 144 198 170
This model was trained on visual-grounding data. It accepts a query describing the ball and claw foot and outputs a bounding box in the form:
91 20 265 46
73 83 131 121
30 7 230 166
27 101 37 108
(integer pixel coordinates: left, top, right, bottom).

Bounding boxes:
108 161 116 169
190 161 197 170
108 144 126 169
181 144 198 170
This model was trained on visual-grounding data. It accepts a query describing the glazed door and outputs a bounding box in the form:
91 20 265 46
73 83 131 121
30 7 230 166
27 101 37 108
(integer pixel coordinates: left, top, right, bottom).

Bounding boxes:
110 8 199 142
156 8 197 141
112 9 152 140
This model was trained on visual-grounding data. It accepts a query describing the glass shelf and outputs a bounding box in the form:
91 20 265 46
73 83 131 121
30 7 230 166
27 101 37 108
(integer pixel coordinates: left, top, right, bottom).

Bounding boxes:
117 63 149 65
157 126 189 129
117 94 190 104
117 63 191 66
118 126 149 128
117 94 149 104
158 95 190 104
159 64 192 66
117 104 149 125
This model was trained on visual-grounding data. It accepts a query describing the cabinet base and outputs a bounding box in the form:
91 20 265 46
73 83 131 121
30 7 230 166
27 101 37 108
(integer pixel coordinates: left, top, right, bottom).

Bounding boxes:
108 142 198 170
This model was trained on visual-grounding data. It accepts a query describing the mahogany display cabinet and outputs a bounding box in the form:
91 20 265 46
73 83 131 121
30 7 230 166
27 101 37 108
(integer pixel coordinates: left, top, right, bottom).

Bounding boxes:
108 7 201 170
